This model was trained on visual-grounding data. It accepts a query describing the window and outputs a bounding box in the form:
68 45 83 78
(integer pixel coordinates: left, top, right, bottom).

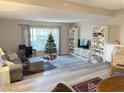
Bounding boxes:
30 26 59 51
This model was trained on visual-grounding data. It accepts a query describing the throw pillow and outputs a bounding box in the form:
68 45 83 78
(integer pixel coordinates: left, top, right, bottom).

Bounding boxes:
1 55 7 67
8 53 19 61
0 55 7 67
6 61 15 67
3 50 10 61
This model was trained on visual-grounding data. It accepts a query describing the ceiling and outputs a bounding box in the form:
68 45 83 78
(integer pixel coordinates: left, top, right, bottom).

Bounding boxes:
70 0 124 10
0 0 109 22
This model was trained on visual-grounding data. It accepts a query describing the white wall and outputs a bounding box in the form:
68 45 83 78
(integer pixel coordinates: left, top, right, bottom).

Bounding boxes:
0 19 71 55
78 22 92 40
108 25 121 44
102 14 124 44
77 20 106 41
77 14 124 45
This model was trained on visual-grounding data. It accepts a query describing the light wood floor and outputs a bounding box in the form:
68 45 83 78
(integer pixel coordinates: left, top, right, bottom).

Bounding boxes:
3 55 110 92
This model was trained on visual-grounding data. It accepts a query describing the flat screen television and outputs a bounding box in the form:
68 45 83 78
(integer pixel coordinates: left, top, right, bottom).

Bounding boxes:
78 39 90 49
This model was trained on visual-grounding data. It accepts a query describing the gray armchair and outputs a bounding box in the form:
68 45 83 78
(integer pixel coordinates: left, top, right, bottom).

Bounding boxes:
3 52 23 82
9 59 23 82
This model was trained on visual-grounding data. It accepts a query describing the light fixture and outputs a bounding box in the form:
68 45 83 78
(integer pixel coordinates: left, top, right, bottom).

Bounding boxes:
64 3 68 7
64 0 70 7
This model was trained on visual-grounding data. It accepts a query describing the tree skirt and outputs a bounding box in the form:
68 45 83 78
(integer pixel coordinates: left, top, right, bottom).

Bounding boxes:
22 62 57 76
72 77 102 92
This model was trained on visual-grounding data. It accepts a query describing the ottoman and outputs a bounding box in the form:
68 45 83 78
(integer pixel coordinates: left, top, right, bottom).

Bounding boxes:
28 57 44 71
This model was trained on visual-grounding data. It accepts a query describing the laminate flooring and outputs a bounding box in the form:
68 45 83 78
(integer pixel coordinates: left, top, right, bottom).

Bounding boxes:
3 55 110 92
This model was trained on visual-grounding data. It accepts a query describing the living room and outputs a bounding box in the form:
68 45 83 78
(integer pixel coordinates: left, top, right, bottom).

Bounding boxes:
0 0 124 92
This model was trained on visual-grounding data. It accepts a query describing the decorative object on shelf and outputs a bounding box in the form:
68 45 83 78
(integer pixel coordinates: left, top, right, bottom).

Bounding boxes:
114 40 120 45
91 26 109 63
44 33 57 60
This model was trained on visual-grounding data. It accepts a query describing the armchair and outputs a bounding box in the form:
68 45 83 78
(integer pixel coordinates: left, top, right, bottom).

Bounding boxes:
110 47 124 76
3 51 23 82
9 60 23 83
7 55 23 82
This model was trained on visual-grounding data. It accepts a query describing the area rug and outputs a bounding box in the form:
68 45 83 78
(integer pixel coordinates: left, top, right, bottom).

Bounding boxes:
72 77 102 92
22 62 57 76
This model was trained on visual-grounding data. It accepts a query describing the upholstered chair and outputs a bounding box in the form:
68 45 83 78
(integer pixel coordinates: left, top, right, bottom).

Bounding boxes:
0 48 23 82
110 47 124 76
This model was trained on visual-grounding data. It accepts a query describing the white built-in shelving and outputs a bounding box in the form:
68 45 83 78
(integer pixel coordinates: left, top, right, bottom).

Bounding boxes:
91 26 109 63
69 26 79 54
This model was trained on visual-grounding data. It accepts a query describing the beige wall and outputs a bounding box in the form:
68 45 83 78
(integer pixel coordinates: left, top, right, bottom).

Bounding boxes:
77 15 124 45
0 19 71 55
119 25 124 45
77 22 92 40
105 14 124 45
0 20 22 52
5 0 113 17
108 25 121 44
77 21 105 41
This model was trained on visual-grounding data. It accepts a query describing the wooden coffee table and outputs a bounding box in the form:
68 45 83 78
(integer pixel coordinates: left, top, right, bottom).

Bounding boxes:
97 76 124 92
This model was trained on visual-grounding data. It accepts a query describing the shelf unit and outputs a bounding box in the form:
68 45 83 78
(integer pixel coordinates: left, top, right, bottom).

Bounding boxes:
73 47 91 61
91 26 109 63
69 26 79 54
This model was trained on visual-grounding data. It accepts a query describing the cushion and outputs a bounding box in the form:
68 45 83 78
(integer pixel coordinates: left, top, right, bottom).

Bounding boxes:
6 61 15 67
3 50 10 61
113 55 124 65
1 55 7 60
8 53 19 61
0 56 7 67
52 83 73 92
117 47 124 55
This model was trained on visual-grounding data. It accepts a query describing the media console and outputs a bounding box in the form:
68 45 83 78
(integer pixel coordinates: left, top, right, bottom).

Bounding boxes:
72 47 91 62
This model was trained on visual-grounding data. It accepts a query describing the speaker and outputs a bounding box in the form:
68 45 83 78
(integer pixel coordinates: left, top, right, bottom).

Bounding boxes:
25 46 32 58
19 45 26 49
18 45 26 57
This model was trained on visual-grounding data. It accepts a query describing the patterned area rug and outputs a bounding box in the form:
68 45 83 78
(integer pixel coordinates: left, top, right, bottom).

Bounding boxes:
22 62 57 76
72 77 102 92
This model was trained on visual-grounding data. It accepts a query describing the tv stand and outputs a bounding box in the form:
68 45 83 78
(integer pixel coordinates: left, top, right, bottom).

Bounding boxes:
72 47 91 61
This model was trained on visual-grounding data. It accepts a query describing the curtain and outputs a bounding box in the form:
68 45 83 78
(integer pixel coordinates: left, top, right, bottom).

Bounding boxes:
30 26 60 52
20 25 60 53
20 24 31 46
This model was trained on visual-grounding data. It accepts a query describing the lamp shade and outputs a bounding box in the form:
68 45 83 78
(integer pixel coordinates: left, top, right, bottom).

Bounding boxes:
0 48 4 55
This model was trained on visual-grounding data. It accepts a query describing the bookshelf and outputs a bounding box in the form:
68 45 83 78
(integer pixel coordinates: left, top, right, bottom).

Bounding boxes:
69 26 79 54
91 26 109 63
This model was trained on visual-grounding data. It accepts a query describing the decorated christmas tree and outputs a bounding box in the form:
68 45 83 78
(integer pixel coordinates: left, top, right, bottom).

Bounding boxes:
44 33 57 60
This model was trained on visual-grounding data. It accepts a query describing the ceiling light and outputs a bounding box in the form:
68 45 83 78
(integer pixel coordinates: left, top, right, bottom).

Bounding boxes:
64 0 70 7
64 3 68 7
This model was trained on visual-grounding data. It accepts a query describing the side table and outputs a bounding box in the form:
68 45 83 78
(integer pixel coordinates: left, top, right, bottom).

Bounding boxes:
97 76 124 92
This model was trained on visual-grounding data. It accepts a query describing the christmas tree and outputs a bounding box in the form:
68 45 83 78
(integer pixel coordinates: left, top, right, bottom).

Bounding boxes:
44 33 57 60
